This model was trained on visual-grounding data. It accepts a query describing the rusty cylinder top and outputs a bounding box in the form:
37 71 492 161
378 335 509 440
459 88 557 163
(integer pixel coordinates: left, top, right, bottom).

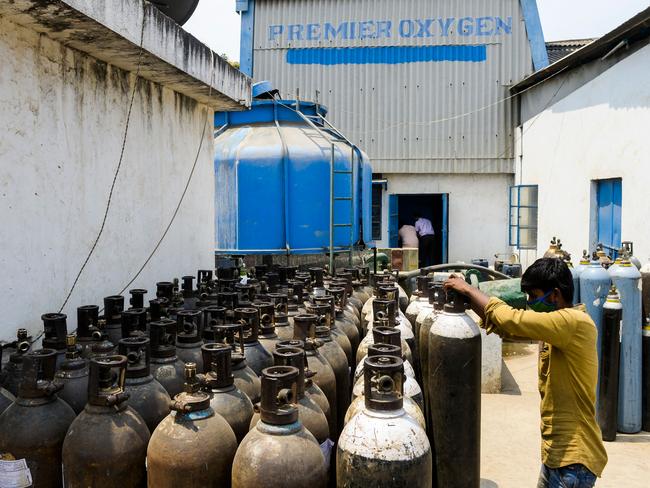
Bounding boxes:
259 366 300 425
235 307 260 343
129 289 147 309
202 306 228 341
371 327 402 349
273 346 306 399
443 289 467 314
176 310 202 344
416 275 433 294
214 323 247 360
314 294 337 318
254 302 276 335
171 362 211 413
306 303 332 330
77 305 100 339
372 299 396 326
292 314 320 350
182 276 195 298
18 349 60 399
309 267 324 287
41 313 67 351
367 343 402 359
149 319 177 358
87 355 129 407
121 308 148 339
429 282 446 309
103 295 125 322
60 335 86 372
118 337 151 379
201 343 234 388
363 355 404 412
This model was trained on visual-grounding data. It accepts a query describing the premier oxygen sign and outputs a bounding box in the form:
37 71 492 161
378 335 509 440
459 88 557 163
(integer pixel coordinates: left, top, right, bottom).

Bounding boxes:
267 16 513 65
268 17 513 42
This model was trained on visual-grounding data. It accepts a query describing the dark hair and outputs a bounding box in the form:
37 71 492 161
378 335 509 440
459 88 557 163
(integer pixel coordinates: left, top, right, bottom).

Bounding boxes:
521 258 574 303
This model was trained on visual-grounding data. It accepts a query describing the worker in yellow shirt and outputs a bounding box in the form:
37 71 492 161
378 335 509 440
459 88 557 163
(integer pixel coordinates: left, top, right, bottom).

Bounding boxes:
445 257 607 488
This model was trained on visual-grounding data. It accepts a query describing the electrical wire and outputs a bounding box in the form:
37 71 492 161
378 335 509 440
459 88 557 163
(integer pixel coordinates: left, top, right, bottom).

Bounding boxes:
474 70 569 175
32 18 215 341
25 12 147 346
331 65 571 135
55 16 147 319
113 50 216 299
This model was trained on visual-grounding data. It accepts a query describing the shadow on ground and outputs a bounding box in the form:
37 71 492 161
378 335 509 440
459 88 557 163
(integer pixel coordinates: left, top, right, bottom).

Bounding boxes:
500 359 521 396
480 479 498 488
612 432 650 443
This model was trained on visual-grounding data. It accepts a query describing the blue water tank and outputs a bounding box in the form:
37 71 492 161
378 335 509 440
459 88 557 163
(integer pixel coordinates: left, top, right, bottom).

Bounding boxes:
214 88 372 255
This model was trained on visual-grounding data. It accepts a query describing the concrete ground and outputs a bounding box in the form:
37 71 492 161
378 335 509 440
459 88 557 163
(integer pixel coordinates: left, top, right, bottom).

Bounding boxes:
480 344 650 487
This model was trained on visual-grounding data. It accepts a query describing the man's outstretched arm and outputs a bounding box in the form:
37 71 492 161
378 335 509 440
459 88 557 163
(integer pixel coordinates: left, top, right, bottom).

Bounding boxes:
444 276 490 321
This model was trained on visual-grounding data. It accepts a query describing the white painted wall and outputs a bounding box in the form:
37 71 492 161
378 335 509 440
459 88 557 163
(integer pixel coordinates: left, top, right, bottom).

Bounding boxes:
377 173 513 264
0 17 215 342
516 43 650 270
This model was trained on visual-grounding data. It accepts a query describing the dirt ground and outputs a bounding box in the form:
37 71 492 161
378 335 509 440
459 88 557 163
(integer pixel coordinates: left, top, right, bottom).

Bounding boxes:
480 344 650 487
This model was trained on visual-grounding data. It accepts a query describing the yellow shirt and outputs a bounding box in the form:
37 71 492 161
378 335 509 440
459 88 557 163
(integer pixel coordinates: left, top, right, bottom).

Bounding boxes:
483 298 608 477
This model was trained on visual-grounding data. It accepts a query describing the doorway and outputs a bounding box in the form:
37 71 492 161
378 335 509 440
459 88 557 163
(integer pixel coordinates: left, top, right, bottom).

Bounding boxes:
594 178 622 256
388 193 448 265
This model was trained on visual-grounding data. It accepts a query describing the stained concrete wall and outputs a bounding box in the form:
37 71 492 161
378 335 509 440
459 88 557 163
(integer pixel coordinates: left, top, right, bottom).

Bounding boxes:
515 42 650 269
0 16 215 342
377 173 514 264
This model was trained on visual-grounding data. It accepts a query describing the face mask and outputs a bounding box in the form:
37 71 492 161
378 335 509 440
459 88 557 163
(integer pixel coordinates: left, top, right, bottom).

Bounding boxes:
527 291 557 313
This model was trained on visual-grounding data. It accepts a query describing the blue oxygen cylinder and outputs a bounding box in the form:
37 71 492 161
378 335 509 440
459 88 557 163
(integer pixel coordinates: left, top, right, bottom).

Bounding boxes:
610 255 642 433
580 259 611 367
568 263 580 305
573 251 591 304
608 253 622 277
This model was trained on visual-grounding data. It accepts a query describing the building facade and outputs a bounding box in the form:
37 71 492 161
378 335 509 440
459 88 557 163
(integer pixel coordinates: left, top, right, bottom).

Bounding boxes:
237 0 547 263
0 0 250 342
512 8 650 268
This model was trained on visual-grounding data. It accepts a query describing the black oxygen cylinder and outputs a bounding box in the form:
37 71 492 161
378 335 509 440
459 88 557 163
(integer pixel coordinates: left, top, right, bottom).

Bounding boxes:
428 290 481 488
598 286 622 441
642 317 650 433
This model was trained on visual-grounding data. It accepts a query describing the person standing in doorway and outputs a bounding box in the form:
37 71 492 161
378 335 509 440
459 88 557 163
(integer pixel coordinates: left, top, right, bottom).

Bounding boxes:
398 223 419 249
414 213 435 267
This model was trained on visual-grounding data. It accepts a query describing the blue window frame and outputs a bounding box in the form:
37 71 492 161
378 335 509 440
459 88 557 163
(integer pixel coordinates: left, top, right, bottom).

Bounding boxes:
388 194 398 248
509 185 538 249
596 178 622 255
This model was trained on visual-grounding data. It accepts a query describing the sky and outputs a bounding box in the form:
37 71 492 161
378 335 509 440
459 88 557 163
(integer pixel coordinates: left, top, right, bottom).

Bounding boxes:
184 0 650 62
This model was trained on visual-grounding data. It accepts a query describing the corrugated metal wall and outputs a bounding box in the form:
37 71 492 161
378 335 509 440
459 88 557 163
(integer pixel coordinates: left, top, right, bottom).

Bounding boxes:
251 0 534 174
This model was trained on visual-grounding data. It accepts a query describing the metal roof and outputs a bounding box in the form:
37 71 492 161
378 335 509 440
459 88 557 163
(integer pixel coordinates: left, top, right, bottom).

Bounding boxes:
545 39 596 64
248 0 537 174
512 6 650 94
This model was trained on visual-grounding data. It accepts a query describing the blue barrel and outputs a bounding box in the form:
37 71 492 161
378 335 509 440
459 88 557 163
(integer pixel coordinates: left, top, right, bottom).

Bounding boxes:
213 85 372 255
580 260 611 367
610 259 642 433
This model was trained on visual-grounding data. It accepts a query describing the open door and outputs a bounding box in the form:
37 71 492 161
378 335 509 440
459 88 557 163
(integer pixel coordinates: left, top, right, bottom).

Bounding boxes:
388 194 399 248
441 193 449 264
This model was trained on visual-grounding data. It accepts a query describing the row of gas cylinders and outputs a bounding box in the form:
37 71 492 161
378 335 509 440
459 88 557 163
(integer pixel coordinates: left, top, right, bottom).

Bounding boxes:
0 264 483 487
546 241 650 435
